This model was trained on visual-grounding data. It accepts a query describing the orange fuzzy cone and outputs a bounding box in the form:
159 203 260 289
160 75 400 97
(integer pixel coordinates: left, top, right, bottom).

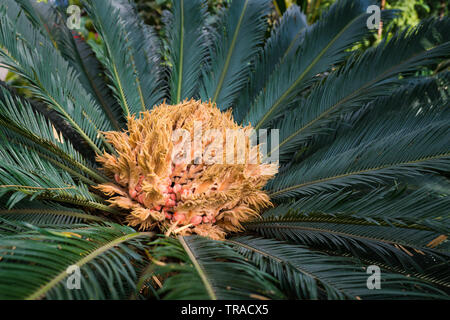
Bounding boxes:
96 99 278 240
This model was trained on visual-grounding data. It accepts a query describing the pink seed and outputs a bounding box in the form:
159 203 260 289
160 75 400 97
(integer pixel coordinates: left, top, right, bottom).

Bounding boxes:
173 184 182 193
202 216 210 223
154 205 162 211
129 189 137 199
137 194 145 204
165 199 175 207
170 193 176 200
114 174 120 184
167 186 173 193
173 212 185 222
135 184 142 192
164 212 172 219
190 215 202 225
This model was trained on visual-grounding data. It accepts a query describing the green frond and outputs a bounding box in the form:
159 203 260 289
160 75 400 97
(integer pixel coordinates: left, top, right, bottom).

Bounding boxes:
229 236 448 299
268 78 450 199
0 137 115 213
0 200 108 226
247 216 449 266
243 0 396 129
145 235 283 300
165 0 209 104
14 0 123 130
246 183 450 277
0 0 113 154
0 86 109 185
200 0 271 110
273 19 450 161
0 222 152 299
256 176 450 278
85 0 164 116
234 4 308 123
113 0 165 109
263 182 450 234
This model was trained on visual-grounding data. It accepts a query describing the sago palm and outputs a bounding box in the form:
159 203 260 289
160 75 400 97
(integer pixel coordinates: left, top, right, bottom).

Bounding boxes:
0 0 449 300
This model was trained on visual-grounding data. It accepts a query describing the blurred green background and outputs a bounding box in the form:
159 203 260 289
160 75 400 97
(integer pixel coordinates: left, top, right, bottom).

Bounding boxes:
131 0 448 30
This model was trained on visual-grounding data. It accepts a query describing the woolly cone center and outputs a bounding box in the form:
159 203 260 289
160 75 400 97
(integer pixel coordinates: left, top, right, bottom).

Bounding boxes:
96 100 278 240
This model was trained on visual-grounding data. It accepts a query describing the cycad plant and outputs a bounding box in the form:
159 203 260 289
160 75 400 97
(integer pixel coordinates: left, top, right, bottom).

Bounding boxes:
0 0 449 300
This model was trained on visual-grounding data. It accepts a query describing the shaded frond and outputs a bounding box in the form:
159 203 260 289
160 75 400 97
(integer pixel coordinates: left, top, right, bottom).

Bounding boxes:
263 182 450 234
15 0 123 130
274 19 450 161
145 235 283 299
85 0 164 116
0 137 115 213
234 4 308 123
200 0 271 110
243 0 396 129
268 78 450 199
0 222 152 299
247 183 450 278
229 236 448 299
165 0 209 103
0 0 113 154
0 86 108 185
0 200 108 226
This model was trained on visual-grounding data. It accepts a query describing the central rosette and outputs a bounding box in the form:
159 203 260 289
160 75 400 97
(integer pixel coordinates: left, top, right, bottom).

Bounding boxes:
96 100 278 240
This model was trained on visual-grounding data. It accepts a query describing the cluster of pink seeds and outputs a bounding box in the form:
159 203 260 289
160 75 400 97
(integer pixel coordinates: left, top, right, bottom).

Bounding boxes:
115 163 217 227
